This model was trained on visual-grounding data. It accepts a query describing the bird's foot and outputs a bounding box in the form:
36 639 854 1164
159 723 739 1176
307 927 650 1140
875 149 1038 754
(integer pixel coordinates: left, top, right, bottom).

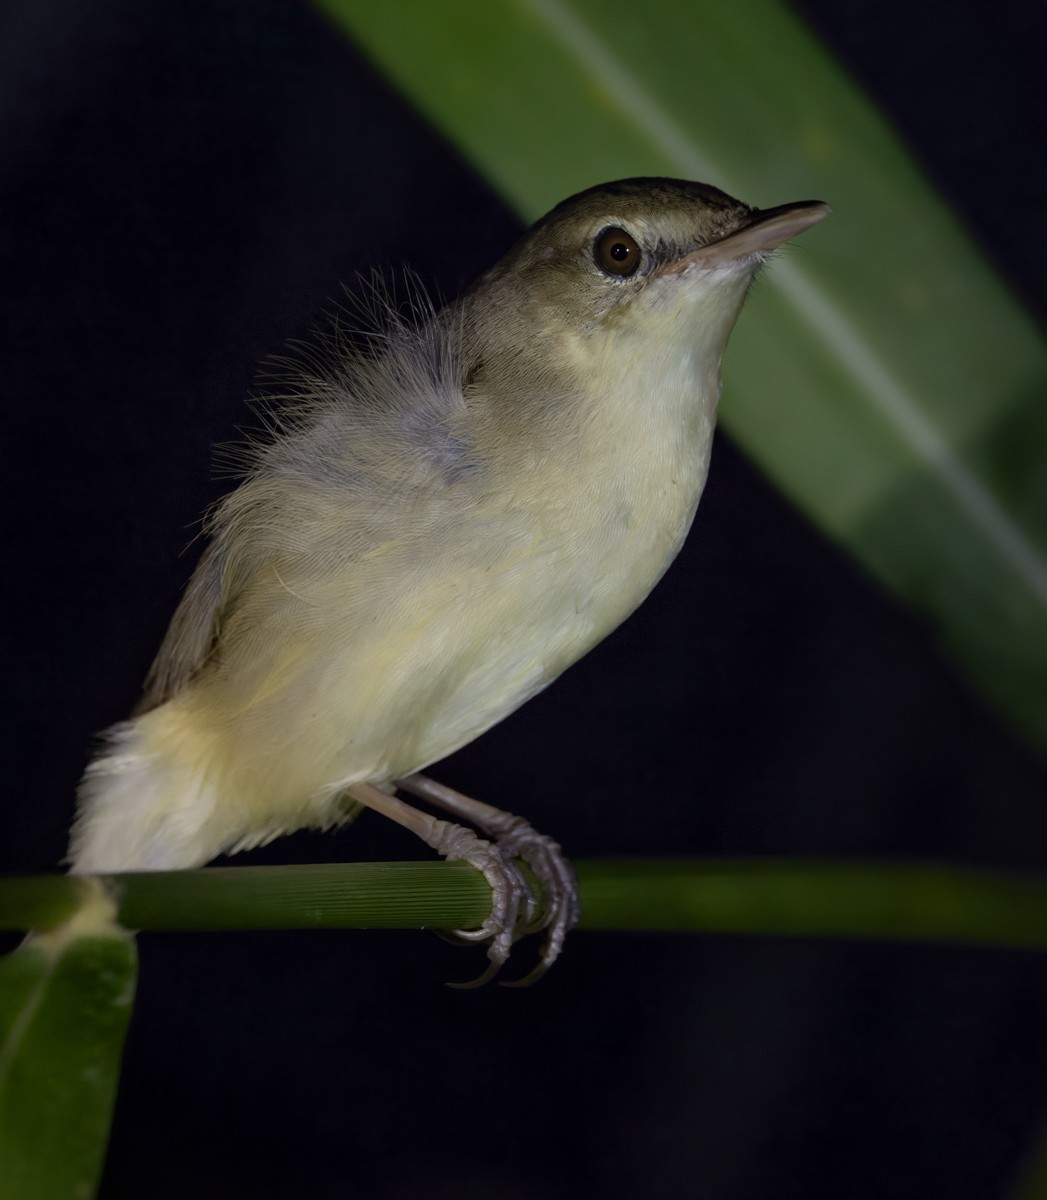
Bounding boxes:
396 774 580 986
426 820 536 988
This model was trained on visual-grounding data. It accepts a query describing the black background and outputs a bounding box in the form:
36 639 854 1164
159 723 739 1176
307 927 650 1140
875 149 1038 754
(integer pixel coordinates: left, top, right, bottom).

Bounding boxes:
2 2 1046 1197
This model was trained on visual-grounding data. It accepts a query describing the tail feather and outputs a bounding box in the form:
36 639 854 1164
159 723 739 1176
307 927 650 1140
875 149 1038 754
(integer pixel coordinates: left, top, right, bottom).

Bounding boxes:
69 716 223 873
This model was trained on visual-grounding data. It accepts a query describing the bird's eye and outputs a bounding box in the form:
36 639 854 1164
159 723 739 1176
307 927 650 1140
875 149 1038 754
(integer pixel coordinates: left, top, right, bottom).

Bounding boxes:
594 227 641 277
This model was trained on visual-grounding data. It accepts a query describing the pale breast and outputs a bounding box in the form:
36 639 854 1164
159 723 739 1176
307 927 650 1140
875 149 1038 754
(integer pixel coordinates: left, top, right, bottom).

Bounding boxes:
190 350 720 810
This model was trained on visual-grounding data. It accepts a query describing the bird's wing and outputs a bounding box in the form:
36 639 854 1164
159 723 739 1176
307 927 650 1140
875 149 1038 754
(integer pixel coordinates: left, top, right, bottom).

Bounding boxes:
135 456 445 714
136 304 474 714
136 537 231 712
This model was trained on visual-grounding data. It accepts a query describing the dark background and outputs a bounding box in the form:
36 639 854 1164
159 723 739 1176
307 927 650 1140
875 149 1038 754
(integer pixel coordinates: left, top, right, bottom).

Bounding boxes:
2 2 1046 1197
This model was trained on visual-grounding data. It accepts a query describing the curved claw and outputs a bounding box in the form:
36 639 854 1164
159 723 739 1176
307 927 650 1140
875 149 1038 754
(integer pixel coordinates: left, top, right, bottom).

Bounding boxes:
446 916 515 989
446 955 506 990
500 960 552 989
436 926 512 952
500 877 577 987
445 925 498 944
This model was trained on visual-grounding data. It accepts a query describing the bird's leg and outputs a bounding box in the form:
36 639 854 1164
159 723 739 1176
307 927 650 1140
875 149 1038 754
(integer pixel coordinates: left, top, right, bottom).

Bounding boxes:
395 772 580 987
345 781 537 987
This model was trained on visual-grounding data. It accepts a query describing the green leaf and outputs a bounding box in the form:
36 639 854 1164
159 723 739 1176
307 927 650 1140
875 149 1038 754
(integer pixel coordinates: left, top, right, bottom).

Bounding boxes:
314 0 1047 748
0 883 136 1200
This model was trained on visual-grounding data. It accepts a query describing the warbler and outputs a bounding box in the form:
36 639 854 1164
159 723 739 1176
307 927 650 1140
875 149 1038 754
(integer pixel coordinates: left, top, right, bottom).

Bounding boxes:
70 178 829 982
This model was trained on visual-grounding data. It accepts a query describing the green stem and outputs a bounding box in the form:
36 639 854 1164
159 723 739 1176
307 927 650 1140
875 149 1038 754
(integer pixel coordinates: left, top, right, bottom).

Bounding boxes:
1 860 1045 949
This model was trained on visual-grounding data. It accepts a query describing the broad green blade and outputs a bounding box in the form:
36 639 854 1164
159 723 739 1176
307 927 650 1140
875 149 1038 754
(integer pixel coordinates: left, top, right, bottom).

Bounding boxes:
317 0 1047 748
0 883 136 1200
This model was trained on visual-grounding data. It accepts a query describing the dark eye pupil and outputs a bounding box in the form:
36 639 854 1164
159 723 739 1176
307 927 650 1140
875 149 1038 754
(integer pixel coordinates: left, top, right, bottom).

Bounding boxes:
595 226 641 277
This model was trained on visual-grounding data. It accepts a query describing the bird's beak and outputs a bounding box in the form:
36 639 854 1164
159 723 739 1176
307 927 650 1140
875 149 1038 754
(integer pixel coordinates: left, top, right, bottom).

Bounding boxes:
658 200 831 274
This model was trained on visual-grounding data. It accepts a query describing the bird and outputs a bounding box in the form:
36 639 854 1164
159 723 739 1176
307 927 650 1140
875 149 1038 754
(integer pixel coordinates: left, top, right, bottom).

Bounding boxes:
69 177 829 983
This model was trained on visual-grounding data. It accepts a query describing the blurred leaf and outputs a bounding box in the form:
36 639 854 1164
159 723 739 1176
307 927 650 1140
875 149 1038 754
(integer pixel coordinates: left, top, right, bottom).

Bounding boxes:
316 0 1047 748
1009 1119 1047 1200
0 883 136 1200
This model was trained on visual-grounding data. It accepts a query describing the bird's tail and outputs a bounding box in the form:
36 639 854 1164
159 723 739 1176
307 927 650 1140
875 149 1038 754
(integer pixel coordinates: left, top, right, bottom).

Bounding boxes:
69 708 224 874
